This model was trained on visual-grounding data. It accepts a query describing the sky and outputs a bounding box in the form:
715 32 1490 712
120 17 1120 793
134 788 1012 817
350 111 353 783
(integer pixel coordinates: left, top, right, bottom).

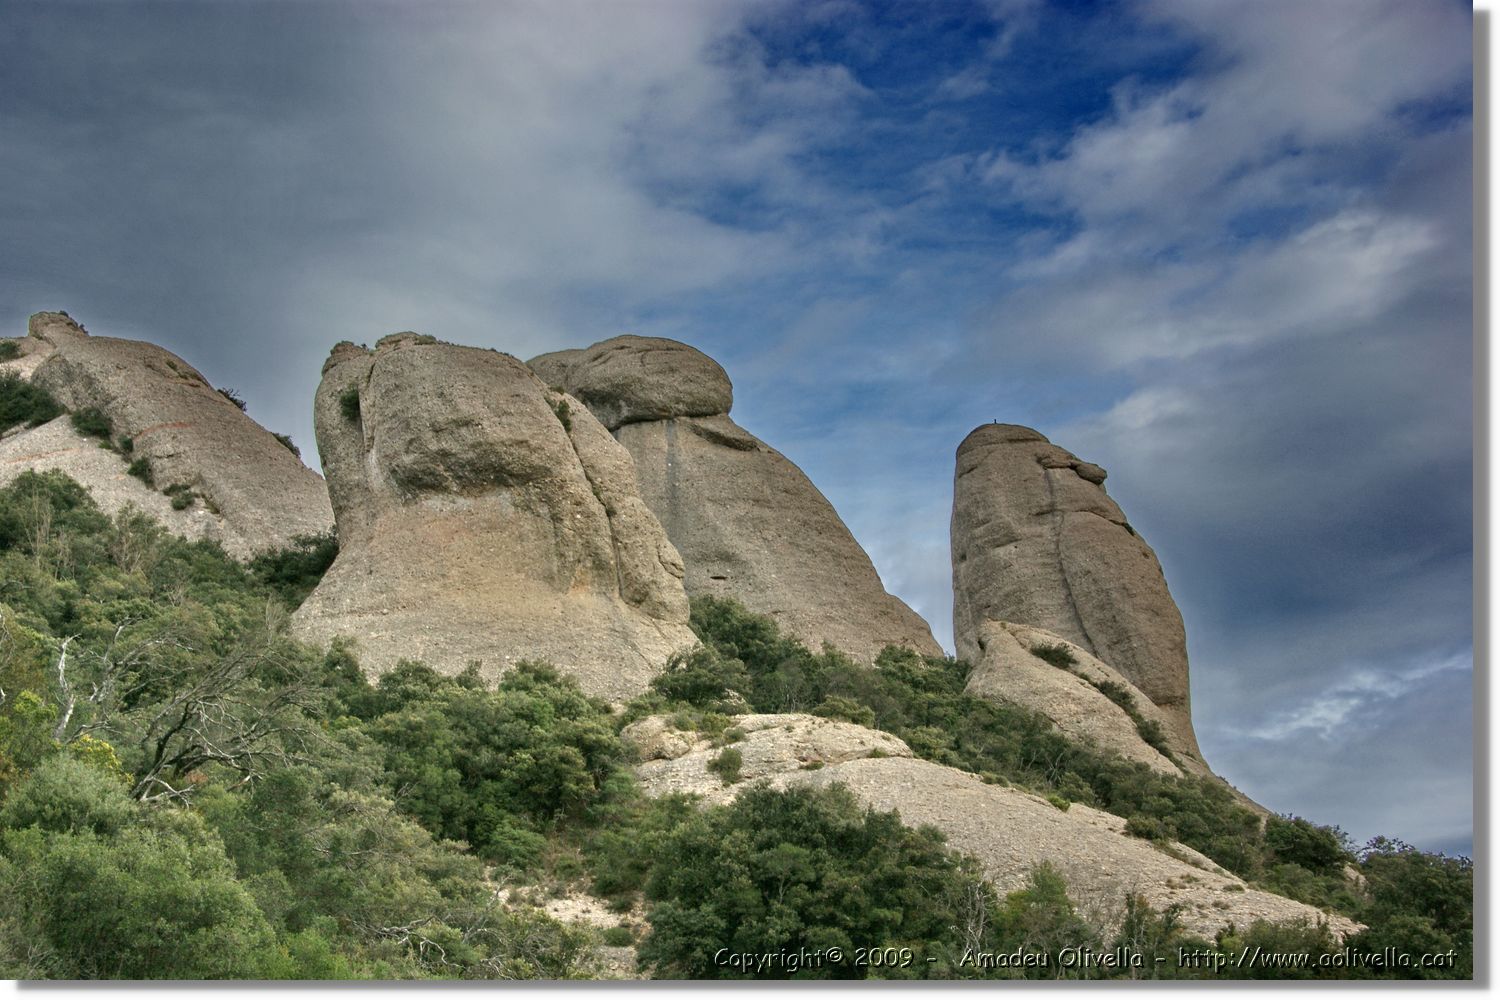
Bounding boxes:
0 0 1474 857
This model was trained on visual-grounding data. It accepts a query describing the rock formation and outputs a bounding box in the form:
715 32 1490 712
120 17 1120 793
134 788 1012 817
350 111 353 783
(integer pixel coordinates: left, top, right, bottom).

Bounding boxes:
529 335 941 661
952 424 1198 751
290 333 697 701
623 714 1357 942
966 621 1213 779
0 312 332 558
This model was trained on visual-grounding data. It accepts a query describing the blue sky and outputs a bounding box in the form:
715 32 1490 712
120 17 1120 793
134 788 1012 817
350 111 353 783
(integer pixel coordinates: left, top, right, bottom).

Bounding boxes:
0 0 1474 856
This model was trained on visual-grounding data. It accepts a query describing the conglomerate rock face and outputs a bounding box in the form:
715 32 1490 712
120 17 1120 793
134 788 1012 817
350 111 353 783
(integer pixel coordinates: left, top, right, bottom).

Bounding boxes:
622 714 1357 943
528 335 942 662
290 333 697 702
1 312 332 558
951 423 1198 751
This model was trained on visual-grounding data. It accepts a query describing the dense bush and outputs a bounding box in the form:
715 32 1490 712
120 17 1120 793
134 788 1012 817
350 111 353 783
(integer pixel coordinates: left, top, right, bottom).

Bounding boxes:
69 407 113 440
636 784 1004 979
249 531 338 609
0 372 63 434
359 662 629 869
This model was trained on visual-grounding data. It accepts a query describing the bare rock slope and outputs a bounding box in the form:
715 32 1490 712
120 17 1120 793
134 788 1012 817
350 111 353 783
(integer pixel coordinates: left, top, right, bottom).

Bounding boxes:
952 424 1198 751
624 714 1357 942
1 312 332 558
966 621 1214 780
290 334 697 702
529 336 941 662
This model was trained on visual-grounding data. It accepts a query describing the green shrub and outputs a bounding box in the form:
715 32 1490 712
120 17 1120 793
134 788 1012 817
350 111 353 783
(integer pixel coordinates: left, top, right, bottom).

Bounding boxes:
636 784 1006 979
1046 793 1071 811
1264 815 1352 876
338 385 360 421
217 386 248 411
126 457 154 487
271 432 300 458
1125 815 1175 841
365 662 629 860
249 531 339 609
601 925 634 947
0 341 19 361
0 755 135 837
0 372 63 433
812 695 876 727
649 645 751 711
116 434 133 454
68 407 112 440
706 747 742 785
1093 679 1137 712
163 483 196 510
551 398 572 431
1030 643 1077 669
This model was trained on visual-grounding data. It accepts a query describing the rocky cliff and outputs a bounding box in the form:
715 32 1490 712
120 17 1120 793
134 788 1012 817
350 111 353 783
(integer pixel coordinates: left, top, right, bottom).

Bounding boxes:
951 423 1198 752
529 335 941 661
290 333 697 701
0 312 332 558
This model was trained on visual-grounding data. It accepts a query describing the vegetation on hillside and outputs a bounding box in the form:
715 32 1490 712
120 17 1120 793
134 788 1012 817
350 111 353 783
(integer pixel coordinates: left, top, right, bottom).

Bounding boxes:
0 373 63 434
0 473 1472 979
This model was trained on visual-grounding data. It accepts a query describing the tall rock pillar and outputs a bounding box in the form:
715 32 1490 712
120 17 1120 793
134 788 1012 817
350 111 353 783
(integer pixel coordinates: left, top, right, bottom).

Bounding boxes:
951 423 1200 753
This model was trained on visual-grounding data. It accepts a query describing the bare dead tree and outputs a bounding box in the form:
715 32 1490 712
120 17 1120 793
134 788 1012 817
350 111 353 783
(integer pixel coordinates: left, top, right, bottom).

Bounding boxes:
128 634 325 802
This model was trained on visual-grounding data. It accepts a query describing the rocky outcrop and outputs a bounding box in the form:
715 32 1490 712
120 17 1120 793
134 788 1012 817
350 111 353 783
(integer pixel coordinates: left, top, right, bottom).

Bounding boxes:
290 333 697 702
529 336 941 662
952 424 1197 751
627 716 1356 941
623 714 1357 942
966 622 1212 779
1 312 332 558
625 713 911 805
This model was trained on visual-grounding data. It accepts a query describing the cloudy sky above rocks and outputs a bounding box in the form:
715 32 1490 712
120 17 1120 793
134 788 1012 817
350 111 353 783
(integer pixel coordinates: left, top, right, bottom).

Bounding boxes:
0 1 1473 855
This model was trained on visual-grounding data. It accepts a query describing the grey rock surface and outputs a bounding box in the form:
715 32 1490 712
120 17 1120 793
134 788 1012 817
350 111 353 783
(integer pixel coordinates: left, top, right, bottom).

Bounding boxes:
529 335 941 662
966 622 1216 779
6 312 332 558
624 714 1357 941
291 334 697 702
952 424 1197 750
0 417 226 544
529 335 733 431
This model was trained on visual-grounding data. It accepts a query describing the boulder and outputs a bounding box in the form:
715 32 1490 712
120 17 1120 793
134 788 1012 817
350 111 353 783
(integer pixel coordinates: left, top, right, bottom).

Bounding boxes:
529 336 941 662
290 333 697 702
952 424 1197 750
3 312 332 558
625 714 1358 942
